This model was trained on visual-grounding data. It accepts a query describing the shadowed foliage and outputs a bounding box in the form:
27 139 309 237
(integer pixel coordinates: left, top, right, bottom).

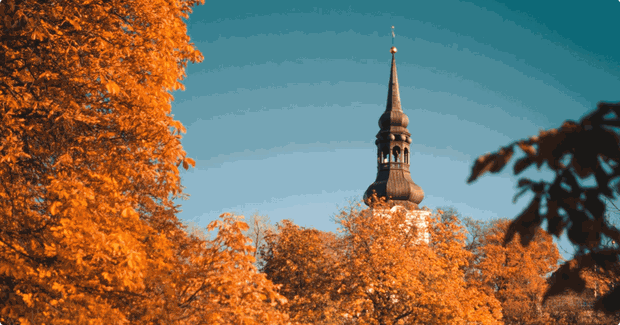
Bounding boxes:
468 102 620 314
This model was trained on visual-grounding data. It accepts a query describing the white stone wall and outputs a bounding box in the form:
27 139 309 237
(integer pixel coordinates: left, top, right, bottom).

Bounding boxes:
372 206 431 244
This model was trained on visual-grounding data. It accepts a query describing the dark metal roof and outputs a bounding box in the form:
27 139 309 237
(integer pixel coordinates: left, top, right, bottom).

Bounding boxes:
385 47 403 113
364 47 425 207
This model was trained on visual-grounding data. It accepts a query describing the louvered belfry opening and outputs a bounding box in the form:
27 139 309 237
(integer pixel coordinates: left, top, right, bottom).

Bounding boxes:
364 47 424 208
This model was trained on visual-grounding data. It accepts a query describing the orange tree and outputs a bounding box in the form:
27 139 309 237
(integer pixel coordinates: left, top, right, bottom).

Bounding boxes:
335 200 502 325
467 102 620 313
161 213 289 325
0 0 291 324
466 218 560 324
261 202 504 325
260 220 342 324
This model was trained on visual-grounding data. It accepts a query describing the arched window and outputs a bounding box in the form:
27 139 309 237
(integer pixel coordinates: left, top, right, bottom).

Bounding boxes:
392 146 401 163
404 148 409 164
382 148 390 163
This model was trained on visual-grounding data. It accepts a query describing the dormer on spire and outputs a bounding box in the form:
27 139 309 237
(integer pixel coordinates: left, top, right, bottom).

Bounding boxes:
364 47 424 207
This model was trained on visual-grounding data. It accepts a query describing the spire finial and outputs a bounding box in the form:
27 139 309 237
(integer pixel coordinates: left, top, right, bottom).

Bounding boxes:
390 26 397 54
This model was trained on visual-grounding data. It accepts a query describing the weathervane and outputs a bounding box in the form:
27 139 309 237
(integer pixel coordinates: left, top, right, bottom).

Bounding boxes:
391 26 397 54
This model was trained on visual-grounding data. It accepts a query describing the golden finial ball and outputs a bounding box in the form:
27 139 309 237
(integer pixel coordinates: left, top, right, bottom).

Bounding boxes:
390 46 397 54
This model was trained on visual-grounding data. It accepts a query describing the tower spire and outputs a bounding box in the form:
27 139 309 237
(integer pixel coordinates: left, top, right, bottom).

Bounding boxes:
386 46 402 112
364 46 424 208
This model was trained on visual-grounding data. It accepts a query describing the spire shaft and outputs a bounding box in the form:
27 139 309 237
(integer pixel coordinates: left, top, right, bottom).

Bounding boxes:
386 52 402 112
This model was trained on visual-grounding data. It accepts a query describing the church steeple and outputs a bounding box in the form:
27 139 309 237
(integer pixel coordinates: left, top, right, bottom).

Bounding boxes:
364 46 425 208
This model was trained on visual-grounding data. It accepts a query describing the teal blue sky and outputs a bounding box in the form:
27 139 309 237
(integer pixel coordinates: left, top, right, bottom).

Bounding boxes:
172 0 620 256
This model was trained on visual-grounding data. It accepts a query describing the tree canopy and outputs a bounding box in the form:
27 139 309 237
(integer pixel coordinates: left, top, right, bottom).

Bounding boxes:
261 220 343 324
0 1 291 324
261 200 503 325
466 218 561 324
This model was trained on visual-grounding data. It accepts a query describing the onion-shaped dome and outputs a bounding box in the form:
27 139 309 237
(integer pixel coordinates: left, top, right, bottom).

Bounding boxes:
379 110 409 129
364 174 425 206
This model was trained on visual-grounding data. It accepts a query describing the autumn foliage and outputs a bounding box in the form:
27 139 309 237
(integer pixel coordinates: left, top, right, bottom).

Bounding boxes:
261 220 342 324
4 0 618 323
261 200 504 325
335 203 502 325
0 0 292 324
465 218 560 324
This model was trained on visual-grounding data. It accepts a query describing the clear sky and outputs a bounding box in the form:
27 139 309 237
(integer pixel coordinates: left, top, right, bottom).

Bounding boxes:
172 0 620 256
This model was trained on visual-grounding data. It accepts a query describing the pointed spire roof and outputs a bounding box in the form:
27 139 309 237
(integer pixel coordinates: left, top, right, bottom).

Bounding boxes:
386 46 402 112
378 47 409 136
